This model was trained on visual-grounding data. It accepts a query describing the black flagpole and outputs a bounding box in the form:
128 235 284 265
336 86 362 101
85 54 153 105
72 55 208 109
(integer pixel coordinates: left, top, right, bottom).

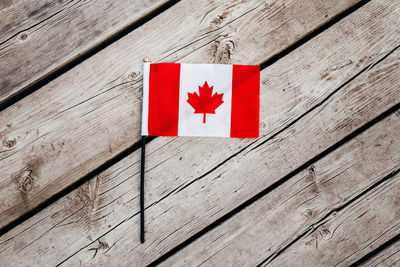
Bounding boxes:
140 136 145 243
141 56 150 243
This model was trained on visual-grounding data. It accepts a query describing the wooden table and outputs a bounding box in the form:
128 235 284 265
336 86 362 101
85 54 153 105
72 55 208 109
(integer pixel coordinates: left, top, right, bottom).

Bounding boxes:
0 0 399 265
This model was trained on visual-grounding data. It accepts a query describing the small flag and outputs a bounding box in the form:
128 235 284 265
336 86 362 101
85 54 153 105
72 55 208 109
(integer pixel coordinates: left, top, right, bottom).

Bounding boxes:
141 63 260 138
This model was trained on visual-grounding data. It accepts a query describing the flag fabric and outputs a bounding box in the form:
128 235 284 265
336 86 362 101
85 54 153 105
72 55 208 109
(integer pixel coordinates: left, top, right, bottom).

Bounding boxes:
141 63 260 138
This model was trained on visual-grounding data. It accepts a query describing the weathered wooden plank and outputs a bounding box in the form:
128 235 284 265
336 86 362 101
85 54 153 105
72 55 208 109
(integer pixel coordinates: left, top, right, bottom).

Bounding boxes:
268 174 400 266
0 0 171 103
0 1 398 265
162 109 400 266
0 0 361 230
359 238 400 266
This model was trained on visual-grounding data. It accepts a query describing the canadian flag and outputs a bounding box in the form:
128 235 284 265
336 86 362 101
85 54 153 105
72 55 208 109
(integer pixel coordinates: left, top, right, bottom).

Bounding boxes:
141 63 260 138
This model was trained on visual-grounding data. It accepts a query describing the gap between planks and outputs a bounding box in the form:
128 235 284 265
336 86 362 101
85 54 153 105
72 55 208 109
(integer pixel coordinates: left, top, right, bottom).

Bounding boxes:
355 233 400 266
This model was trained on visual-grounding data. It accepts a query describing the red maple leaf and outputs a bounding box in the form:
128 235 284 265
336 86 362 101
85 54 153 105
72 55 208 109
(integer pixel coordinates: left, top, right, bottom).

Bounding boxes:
187 81 224 123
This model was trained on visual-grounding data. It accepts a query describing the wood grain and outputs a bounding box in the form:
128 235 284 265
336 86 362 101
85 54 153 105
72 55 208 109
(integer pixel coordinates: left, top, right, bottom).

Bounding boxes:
0 0 170 103
162 109 400 266
268 172 400 266
0 0 361 230
359 238 400 266
0 0 398 265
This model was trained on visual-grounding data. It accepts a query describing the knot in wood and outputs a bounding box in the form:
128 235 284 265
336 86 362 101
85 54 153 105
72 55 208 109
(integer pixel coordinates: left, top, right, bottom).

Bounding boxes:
2 136 16 148
305 208 315 219
20 170 35 194
210 39 235 64
320 225 332 240
89 239 109 259
18 33 28 41
128 72 138 81
76 176 100 210
211 11 229 26
13 161 42 195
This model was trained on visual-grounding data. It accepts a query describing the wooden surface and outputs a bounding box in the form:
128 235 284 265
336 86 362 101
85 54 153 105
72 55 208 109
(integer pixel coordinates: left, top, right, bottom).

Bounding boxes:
163 109 400 266
359 238 400 266
0 0 399 266
0 0 170 103
0 0 361 230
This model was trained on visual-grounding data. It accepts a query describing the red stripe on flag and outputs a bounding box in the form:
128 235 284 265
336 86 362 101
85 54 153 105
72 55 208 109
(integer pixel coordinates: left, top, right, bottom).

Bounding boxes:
231 65 260 138
148 63 180 136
